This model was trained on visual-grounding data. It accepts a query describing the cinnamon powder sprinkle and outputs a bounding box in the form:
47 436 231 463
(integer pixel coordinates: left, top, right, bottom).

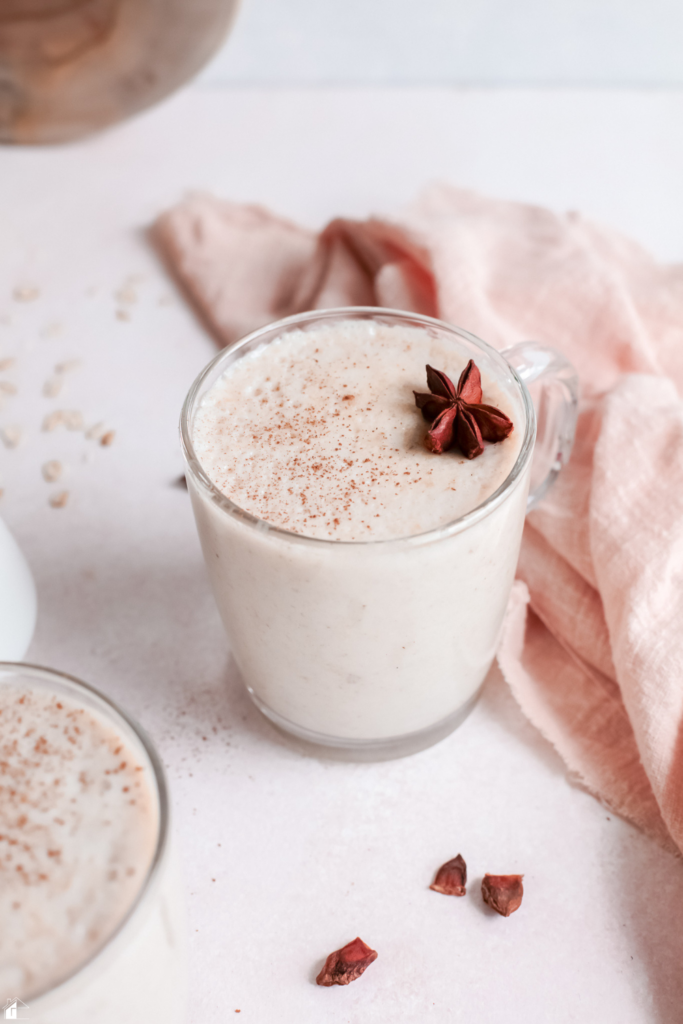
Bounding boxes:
192 321 521 542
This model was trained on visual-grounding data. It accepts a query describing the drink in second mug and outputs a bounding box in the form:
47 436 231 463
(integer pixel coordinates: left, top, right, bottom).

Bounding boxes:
0 663 187 1023
181 308 578 759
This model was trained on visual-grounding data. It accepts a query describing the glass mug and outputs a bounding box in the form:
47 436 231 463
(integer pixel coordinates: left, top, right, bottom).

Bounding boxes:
0 663 187 1023
181 308 578 759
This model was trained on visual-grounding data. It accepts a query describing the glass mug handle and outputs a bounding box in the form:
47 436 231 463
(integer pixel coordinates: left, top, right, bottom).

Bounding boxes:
501 341 580 511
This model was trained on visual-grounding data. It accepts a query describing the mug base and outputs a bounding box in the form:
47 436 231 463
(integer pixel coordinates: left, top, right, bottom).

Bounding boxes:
245 685 482 762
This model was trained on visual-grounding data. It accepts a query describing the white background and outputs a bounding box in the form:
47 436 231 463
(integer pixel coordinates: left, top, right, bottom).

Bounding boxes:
3 3 683 1022
2 84 683 1022
200 0 683 85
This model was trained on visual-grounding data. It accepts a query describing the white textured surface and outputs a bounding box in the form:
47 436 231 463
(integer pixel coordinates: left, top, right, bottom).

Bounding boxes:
1 87 683 1022
202 0 683 86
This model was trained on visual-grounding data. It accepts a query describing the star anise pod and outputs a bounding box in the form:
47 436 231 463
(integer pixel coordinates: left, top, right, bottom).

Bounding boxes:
430 853 467 896
481 873 524 917
316 936 378 986
413 360 513 459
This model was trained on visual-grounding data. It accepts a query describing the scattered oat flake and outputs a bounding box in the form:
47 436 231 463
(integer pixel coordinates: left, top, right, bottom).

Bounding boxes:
1 426 21 448
0 358 15 371
43 376 63 397
64 410 84 431
49 491 69 509
13 286 40 302
41 322 63 338
85 422 105 441
43 410 65 431
55 359 81 374
116 309 130 321
42 409 83 431
0 380 17 395
100 430 115 447
115 284 138 305
42 460 63 482
316 937 378 987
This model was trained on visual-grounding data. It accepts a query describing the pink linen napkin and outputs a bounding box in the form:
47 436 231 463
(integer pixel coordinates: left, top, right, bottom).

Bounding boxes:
155 185 683 855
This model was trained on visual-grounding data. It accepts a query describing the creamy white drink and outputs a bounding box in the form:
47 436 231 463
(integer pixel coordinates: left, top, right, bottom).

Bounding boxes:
185 313 532 751
0 666 187 1023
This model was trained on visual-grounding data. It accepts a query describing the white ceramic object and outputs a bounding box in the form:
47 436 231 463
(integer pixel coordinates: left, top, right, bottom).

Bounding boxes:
0 517 37 659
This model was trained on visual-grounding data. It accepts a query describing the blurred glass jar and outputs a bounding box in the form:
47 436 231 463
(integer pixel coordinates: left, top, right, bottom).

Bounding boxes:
0 0 240 144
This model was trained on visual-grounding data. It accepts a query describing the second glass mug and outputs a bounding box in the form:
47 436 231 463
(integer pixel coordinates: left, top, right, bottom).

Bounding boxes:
0 663 187 1024
181 308 578 759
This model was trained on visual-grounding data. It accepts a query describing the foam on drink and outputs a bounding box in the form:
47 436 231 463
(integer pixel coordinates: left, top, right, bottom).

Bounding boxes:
193 319 523 540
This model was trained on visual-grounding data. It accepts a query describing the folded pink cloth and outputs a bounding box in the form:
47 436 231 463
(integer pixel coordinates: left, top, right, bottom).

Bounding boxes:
156 185 683 855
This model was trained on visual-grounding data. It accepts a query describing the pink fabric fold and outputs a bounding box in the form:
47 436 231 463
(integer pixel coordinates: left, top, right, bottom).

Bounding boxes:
155 185 683 854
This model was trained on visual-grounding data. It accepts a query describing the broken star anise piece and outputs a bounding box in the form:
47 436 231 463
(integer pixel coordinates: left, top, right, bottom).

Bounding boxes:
414 360 514 459
481 873 524 917
430 853 467 896
316 936 378 987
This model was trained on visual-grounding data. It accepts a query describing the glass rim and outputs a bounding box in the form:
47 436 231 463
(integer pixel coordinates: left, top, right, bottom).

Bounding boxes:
180 306 536 548
0 661 169 1004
